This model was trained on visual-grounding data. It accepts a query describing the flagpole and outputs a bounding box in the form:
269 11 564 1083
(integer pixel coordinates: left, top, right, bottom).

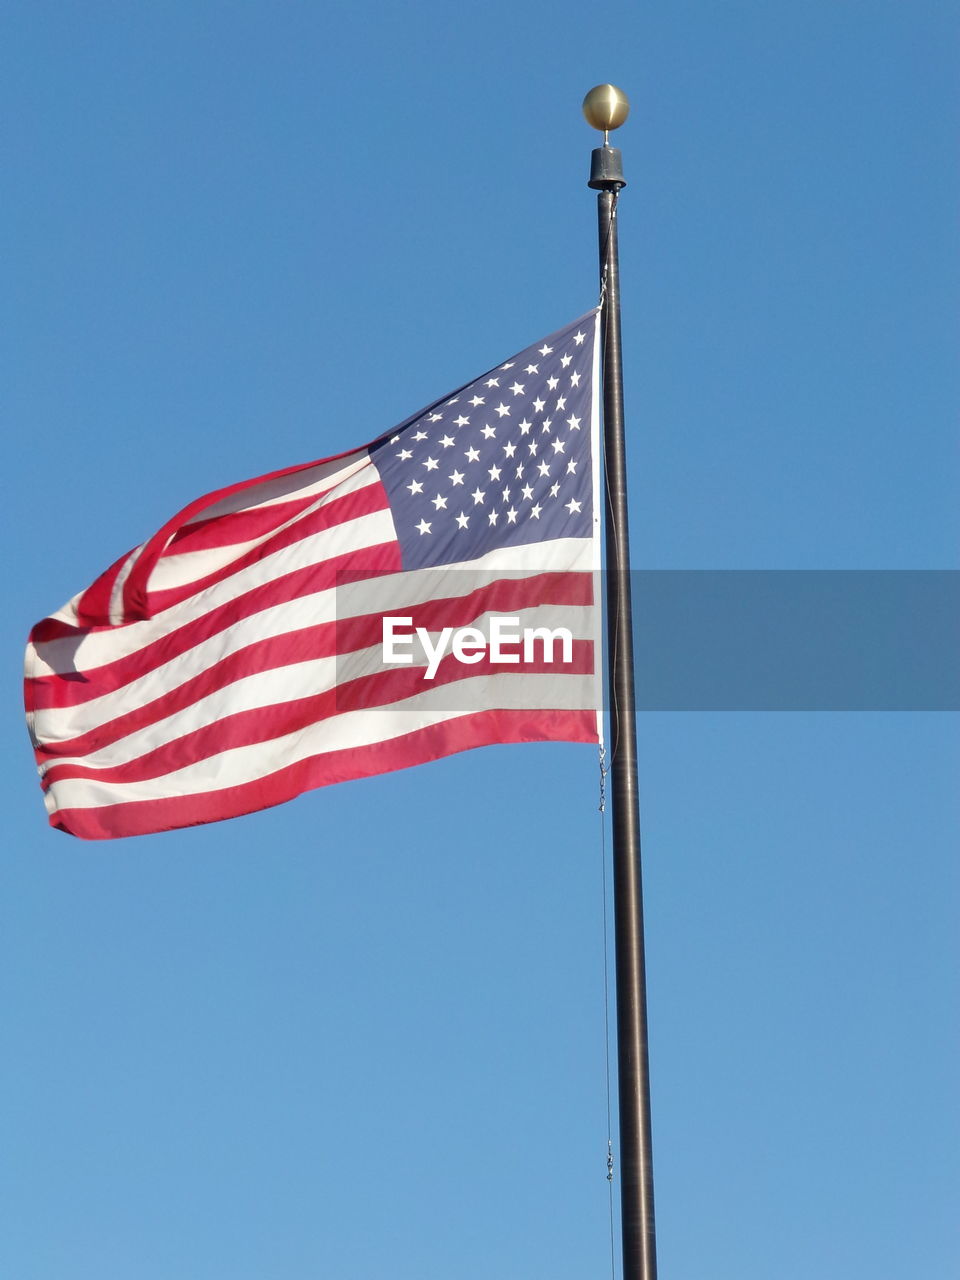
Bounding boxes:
584 85 658 1280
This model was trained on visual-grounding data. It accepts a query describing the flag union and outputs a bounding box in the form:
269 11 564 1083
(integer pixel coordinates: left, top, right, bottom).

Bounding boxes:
372 318 594 570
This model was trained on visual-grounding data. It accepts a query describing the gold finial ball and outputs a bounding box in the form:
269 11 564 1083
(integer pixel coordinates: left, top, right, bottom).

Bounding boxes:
582 84 630 133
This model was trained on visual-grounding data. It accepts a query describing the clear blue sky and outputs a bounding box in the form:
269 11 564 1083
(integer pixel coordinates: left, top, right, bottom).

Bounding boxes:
4 3 957 1278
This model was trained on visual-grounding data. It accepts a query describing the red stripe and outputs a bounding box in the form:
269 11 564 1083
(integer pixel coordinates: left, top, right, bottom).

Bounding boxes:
25 540 402 712
35 625 342 760
40 638 594 786
74 550 133 628
46 709 598 839
132 483 392 618
27 481 390 648
167 490 337 552
334 570 593 655
119 449 371 623
33 571 594 758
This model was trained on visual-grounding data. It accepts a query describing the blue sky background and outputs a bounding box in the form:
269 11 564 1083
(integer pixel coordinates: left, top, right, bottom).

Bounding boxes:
4 3 958 1277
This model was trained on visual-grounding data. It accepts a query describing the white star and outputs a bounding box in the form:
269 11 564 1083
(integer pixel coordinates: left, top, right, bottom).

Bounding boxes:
439 434 455 448
455 512 470 529
515 463 525 478
528 440 539 456
447 396 460 404
518 419 533 435
429 412 443 421
413 430 429 441
453 415 470 428
549 481 561 497
449 469 465 485
488 464 502 481
506 507 518 524
469 395 485 407
397 448 413 460
570 372 581 387
501 486 511 502
551 439 566 455
533 397 546 413
521 484 534 500
494 402 510 418
560 353 572 368
547 376 559 390
509 382 525 396
574 331 586 345
502 441 517 458
465 446 480 462
488 510 499 526
407 479 424 495
524 363 539 375
432 493 448 510
472 487 485 505
416 518 432 535
485 377 500 388
538 343 553 356
530 503 542 519
565 498 582 515
500 362 515 370
541 418 553 434
567 414 582 430
566 460 578 475
481 425 497 440
423 456 439 470
537 460 551 477
555 396 566 410
390 434 400 443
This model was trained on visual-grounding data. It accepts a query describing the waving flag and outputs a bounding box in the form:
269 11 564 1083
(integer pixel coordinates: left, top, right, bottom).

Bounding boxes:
25 312 602 839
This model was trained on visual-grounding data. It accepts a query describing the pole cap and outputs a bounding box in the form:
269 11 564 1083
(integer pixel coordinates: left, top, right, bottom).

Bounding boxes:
582 84 630 139
588 146 626 190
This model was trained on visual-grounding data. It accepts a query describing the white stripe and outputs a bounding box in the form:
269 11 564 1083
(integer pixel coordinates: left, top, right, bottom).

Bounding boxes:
180 452 368 524
29 533 592 682
39 455 382 635
150 459 380 592
28 505 398 678
38 601 597 772
32 554 594 743
107 545 143 628
44 671 597 812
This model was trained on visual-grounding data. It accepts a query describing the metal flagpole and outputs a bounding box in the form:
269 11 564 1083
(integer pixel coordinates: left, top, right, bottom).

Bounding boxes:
583 84 658 1280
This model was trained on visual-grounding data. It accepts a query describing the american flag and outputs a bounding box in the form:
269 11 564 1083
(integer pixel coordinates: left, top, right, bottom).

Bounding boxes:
25 312 602 839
